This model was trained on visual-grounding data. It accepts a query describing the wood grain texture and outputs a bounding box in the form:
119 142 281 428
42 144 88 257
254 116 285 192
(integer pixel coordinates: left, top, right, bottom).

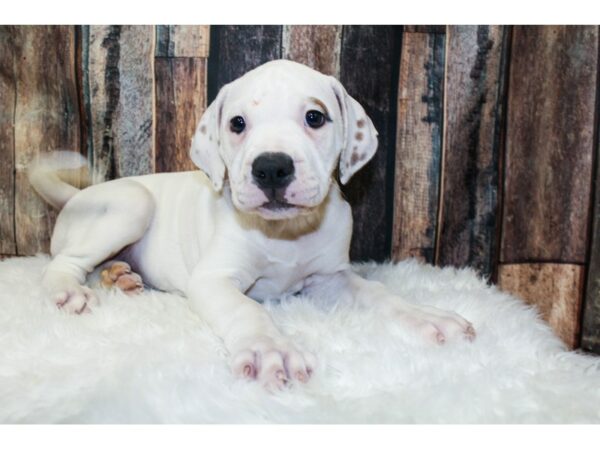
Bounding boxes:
501 26 598 263
498 263 584 348
435 26 509 278
339 26 402 262
207 25 282 101
83 25 155 180
156 25 210 58
281 25 342 77
582 249 600 352
392 31 445 264
0 27 17 255
155 57 207 173
582 67 600 353
403 26 446 34
13 26 81 255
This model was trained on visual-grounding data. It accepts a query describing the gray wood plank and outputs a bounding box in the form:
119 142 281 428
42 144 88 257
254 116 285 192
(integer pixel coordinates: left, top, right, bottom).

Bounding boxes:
435 26 510 279
339 25 402 262
0 26 17 255
207 25 282 101
281 25 342 77
83 25 155 180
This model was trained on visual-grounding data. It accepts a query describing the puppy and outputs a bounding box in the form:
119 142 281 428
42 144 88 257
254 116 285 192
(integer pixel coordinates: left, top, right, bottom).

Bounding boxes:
29 60 475 389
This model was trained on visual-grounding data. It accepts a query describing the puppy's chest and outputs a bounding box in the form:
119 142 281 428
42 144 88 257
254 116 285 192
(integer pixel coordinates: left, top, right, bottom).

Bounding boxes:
246 239 328 300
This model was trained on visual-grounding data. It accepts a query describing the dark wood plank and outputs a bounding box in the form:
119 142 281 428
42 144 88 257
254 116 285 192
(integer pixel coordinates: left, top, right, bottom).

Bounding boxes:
13 26 81 255
403 26 446 34
339 25 402 262
83 25 155 181
582 248 600 352
392 31 445 264
155 57 207 173
0 27 17 255
435 26 510 279
207 25 282 101
281 25 342 77
582 36 600 353
498 263 584 349
156 25 210 58
501 26 598 263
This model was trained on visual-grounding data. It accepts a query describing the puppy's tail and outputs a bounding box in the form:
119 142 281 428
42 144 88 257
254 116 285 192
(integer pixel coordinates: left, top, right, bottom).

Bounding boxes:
27 151 96 210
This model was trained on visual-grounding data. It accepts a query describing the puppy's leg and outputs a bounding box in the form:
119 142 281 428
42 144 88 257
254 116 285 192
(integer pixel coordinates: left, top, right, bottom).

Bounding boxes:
188 272 315 389
306 270 475 344
44 180 154 313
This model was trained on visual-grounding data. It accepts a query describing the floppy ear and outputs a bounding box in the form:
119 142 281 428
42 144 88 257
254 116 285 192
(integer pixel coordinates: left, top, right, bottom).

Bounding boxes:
330 77 379 184
190 85 229 191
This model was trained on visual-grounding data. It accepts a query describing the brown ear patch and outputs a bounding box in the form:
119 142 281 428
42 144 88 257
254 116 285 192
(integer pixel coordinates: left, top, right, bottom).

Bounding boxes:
200 125 207 134
350 152 367 165
355 131 364 141
356 119 365 128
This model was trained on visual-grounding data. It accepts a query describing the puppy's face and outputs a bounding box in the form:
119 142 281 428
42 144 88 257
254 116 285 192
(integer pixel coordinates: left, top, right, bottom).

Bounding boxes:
191 60 378 220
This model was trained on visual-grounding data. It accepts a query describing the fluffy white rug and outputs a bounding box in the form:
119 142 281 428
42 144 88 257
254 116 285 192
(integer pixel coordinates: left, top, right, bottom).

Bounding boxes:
1 255 599 424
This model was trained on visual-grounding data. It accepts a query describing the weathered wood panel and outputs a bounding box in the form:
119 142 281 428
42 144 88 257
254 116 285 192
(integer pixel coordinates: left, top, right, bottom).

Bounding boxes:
13 26 81 255
392 30 445 264
582 62 600 353
403 26 446 34
582 247 600 352
0 27 17 255
207 25 282 101
83 25 155 181
501 26 598 263
281 25 342 77
435 26 509 279
155 57 207 173
156 25 210 58
339 26 402 262
498 263 585 348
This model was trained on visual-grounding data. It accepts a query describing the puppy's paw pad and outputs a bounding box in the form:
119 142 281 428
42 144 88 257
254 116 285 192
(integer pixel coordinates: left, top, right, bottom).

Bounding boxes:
101 261 143 295
53 285 98 314
397 305 476 345
230 337 315 389
114 273 144 295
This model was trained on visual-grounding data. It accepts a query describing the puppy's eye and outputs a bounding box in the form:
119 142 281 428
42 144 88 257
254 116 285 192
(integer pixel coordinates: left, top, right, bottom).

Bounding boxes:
230 116 246 134
305 110 326 129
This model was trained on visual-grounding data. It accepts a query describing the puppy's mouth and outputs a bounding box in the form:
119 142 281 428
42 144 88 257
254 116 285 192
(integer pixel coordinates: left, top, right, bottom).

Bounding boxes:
261 199 295 211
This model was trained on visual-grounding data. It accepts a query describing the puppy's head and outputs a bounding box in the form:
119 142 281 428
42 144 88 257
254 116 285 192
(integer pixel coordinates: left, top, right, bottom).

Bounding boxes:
190 59 378 220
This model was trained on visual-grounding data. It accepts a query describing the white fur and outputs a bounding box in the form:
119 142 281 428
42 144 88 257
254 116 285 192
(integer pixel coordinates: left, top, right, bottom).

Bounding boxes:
0 255 599 423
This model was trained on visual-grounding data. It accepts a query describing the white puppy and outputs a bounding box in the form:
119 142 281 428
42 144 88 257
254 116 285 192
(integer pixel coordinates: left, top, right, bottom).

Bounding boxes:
29 60 475 389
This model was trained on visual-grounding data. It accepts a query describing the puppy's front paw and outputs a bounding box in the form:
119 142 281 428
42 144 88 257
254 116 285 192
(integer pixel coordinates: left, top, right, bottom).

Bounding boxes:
230 335 316 390
52 285 98 314
393 304 476 345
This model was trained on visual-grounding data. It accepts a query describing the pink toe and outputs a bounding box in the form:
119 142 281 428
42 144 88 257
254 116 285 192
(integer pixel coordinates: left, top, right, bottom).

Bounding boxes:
436 332 446 344
243 363 256 379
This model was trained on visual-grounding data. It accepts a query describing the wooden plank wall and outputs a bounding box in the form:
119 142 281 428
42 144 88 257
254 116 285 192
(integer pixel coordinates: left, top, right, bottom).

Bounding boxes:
498 26 598 348
1 25 600 353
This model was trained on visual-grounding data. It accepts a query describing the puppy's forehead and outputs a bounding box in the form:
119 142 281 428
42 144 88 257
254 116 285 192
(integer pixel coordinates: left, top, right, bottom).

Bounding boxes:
226 61 335 109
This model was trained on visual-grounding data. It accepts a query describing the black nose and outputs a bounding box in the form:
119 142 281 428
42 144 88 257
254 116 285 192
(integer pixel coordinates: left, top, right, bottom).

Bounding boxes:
251 152 295 189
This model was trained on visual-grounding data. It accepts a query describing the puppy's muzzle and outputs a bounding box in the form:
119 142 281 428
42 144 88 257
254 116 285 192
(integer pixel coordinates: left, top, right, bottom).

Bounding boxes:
251 152 296 208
